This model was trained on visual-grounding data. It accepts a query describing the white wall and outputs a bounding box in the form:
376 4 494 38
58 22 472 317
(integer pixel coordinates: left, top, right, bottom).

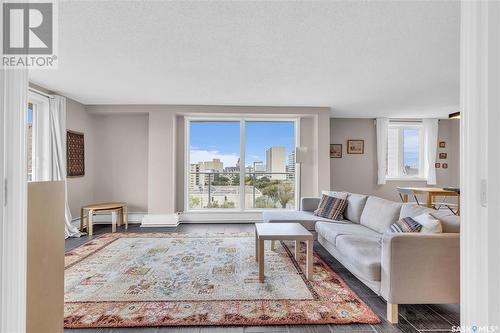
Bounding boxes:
330 118 460 202
87 105 330 214
92 114 149 212
66 98 95 216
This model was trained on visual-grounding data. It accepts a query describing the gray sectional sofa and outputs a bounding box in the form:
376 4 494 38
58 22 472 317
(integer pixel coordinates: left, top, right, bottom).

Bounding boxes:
262 193 460 323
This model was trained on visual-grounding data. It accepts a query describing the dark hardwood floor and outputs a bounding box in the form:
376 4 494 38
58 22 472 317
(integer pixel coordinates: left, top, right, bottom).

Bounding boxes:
65 223 459 333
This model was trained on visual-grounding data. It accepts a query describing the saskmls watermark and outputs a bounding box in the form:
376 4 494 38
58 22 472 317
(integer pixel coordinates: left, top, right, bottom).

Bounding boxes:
452 326 499 333
2 0 58 68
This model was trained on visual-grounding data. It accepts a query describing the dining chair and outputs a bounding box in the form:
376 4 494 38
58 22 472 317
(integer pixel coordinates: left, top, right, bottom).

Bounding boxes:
434 188 460 215
396 187 421 205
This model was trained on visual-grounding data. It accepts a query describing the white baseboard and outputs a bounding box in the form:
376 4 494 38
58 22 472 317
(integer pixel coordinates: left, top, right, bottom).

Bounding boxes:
141 214 179 228
71 211 264 229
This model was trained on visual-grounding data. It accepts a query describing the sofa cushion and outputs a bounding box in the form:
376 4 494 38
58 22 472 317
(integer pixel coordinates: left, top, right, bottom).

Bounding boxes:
262 210 346 231
389 217 423 233
315 221 381 246
399 203 459 233
344 193 369 223
336 235 382 281
314 195 348 220
413 213 443 233
360 196 402 234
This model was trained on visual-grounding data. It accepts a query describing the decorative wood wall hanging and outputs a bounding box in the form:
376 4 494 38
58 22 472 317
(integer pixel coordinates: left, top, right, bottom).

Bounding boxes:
67 130 85 177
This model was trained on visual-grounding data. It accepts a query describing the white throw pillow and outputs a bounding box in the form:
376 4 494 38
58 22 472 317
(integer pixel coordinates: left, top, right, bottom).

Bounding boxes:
413 213 443 233
321 190 348 200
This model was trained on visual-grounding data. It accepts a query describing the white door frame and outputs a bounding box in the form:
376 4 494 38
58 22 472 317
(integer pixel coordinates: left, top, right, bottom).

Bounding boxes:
0 68 29 331
460 0 500 328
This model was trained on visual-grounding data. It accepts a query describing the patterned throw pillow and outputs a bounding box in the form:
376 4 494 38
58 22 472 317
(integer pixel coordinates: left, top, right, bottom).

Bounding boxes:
314 194 348 220
389 217 423 233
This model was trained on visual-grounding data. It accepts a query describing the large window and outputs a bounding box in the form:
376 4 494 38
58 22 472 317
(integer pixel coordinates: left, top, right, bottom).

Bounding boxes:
187 118 297 211
387 122 425 179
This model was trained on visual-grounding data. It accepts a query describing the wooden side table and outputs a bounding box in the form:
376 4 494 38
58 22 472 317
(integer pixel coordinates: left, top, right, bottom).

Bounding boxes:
255 223 314 283
80 202 128 236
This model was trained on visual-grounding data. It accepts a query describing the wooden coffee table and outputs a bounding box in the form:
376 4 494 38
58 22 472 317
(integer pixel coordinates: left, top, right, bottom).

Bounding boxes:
255 222 314 283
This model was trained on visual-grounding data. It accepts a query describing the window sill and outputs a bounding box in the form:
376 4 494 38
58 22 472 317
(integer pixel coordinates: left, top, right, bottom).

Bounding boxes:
385 177 428 182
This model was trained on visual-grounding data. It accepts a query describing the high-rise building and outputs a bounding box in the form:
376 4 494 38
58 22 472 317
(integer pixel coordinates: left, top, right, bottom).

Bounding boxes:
287 151 295 180
190 159 224 188
266 146 286 180
253 161 266 173
201 158 223 173
189 163 201 188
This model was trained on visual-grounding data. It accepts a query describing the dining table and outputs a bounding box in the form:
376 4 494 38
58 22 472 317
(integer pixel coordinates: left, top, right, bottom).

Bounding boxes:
398 187 460 214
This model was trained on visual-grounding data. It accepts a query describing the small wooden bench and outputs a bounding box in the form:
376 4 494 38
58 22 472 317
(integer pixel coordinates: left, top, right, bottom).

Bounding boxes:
80 202 128 236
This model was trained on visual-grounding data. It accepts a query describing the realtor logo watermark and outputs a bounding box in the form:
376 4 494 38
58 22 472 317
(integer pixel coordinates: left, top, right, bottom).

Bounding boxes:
2 0 58 68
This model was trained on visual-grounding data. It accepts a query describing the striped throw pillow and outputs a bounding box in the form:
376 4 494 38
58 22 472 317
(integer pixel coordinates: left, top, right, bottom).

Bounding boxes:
389 217 423 233
314 194 348 220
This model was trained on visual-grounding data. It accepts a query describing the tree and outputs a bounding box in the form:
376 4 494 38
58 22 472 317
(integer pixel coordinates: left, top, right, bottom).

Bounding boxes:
230 175 240 186
190 197 201 208
212 174 230 186
255 196 276 208
276 182 294 208
261 181 294 208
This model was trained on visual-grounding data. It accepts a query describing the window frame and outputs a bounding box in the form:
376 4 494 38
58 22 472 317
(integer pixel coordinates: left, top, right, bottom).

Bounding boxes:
184 115 300 212
27 93 50 182
385 121 427 182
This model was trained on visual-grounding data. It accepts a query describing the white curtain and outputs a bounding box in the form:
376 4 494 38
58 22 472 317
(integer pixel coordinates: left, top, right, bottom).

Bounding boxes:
376 118 389 184
423 118 439 185
48 96 82 238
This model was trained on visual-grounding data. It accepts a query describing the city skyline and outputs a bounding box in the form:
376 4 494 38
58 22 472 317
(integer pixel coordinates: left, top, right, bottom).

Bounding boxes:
190 121 295 167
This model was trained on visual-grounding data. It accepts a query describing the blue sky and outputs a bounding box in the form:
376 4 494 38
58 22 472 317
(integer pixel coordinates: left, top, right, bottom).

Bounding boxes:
27 107 33 124
190 121 295 167
403 128 419 167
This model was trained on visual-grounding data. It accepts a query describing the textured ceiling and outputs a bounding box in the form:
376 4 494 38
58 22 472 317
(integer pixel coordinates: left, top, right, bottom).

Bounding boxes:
29 1 460 118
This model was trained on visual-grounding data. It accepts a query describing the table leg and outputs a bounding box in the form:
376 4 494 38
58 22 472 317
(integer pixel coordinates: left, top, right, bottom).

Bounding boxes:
111 211 117 233
258 237 265 282
80 208 84 232
88 209 94 236
306 239 313 280
426 193 433 208
123 205 128 230
294 240 300 260
117 208 122 227
255 229 258 262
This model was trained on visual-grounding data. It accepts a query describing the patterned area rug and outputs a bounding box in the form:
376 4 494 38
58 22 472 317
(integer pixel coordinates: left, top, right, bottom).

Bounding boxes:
64 232 379 328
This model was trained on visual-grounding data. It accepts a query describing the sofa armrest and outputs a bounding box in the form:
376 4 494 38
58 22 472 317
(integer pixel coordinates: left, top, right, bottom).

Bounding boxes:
300 197 320 212
380 233 460 304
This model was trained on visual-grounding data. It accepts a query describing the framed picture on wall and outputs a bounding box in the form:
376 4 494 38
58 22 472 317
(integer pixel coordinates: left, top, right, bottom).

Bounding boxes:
439 152 448 159
435 163 441 168
330 144 342 158
67 130 85 177
439 141 446 148
347 140 364 154
442 163 448 169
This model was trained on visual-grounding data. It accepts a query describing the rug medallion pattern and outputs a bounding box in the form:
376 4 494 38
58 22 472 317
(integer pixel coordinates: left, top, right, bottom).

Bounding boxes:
64 232 380 328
